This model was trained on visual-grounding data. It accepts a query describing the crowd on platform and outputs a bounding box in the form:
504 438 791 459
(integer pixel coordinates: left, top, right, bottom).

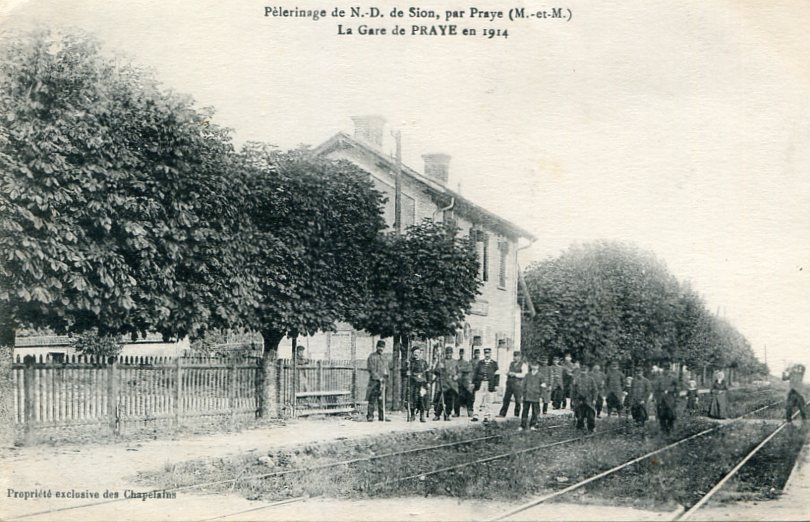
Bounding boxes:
363 340 807 430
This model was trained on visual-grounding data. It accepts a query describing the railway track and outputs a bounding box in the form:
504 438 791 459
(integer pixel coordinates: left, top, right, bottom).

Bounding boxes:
488 400 790 521
10 394 789 522
8 416 569 520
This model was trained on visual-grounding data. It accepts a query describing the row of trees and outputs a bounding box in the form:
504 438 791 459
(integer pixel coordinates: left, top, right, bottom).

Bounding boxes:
522 241 767 377
0 30 481 372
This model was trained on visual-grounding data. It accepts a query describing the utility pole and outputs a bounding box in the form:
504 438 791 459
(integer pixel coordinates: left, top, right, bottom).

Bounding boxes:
391 129 403 410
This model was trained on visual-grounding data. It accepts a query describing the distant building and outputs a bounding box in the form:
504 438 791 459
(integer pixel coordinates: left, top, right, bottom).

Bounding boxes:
14 334 189 361
291 116 536 371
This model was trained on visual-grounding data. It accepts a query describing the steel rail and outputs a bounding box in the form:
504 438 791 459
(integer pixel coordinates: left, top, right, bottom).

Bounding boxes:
7 419 565 520
488 400 781 521
375 425 626 488
676 402 808 520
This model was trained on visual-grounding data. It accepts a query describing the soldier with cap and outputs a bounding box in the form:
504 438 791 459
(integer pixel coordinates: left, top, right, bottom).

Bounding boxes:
573 363 598 433
605 360 625 417
455 348 474 417
590 363 606 418
562 353 575 410
628 366 653 427
499 350 528 417
295 345 309 393
550 355 565 409
472 347 499 422
654 361 679 434
366 340 389 422
783 363 807 424
538 354 553 414
433 345 460 420
406 345 430 422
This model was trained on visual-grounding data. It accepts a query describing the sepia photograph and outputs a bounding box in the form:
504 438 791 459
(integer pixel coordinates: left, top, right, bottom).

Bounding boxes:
0 1 808 520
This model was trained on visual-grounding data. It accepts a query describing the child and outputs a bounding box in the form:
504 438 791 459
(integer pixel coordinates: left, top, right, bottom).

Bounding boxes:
686 379 699 414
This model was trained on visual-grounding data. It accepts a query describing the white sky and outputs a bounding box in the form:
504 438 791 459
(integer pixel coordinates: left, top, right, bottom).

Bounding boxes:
3 0 808 370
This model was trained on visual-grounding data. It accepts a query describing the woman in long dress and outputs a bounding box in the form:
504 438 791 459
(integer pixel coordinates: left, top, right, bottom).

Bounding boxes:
708 371 729 419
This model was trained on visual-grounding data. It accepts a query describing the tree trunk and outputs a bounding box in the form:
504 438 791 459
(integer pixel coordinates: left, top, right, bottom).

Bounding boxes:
258 327 285 419
0 319 16 446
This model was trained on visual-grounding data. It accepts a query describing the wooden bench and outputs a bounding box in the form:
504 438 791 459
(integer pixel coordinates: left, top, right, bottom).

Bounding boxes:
295 390 354 416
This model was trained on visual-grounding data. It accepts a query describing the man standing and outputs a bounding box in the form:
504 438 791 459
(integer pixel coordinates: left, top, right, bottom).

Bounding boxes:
456 348 474 417
469 348 481 414
520 361 546 430
562 353 575 410
407 345 430 422
433 345 459 421
655 362 679 434
605 361 625 417
550 356 565 409
499 350 528 417
783 364 807 424
591 363 606 418
295 345 310 393
366 340 389 422
538 354 553 414
573 364 598 433
628 366 652 427
472 347 499 422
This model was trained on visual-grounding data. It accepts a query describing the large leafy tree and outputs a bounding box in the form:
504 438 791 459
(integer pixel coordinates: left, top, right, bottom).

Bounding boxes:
351 220 480 342
350 220 480 408
0 29 258 345
235 143 386 357
523 241 762 374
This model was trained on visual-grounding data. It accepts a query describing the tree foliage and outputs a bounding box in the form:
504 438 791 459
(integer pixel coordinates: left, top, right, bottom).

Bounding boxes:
70 329 123 358
235 144 386 354
351 220 481 341
0 30 259 343
523 241 763 373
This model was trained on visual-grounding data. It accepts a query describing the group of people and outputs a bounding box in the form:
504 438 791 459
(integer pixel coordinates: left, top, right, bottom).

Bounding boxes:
366 341 808 430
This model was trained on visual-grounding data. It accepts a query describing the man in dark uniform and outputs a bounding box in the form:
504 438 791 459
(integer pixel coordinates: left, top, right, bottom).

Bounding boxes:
591 363 606 418
573 364 598 433
455 348 474 417
406 345 430 422
605 361 625 417
550 356 565 409
628 366 652 427
366 340 389 421
654 362 679 434
499 350 528 417
433 345 459 420
783 363 807 424
472 347 499 422
538 354 553 414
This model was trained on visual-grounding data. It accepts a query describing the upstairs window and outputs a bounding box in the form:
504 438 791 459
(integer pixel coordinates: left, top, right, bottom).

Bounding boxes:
470 228 489 282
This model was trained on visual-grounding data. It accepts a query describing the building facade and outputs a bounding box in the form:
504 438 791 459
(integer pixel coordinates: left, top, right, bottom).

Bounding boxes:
291 116 536 371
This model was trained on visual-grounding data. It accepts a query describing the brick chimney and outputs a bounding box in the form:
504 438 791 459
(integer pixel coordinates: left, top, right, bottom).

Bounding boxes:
422 153 451 184
351 115 386 148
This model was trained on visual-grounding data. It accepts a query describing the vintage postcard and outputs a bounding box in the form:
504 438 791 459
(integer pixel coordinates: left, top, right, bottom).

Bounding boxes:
1 1 808 520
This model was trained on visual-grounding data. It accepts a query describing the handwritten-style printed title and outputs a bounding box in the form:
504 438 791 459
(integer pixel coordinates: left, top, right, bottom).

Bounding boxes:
263 6 573 39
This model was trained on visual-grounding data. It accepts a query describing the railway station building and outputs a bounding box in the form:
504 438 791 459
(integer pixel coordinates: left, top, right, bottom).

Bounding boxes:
291 116 537 371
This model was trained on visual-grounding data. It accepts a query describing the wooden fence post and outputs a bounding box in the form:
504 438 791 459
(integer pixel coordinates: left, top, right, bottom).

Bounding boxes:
23 355 35 444
351 331 357 409
317 360 324 410
229 358 237 424
107 357 118 436
174 357 183 427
